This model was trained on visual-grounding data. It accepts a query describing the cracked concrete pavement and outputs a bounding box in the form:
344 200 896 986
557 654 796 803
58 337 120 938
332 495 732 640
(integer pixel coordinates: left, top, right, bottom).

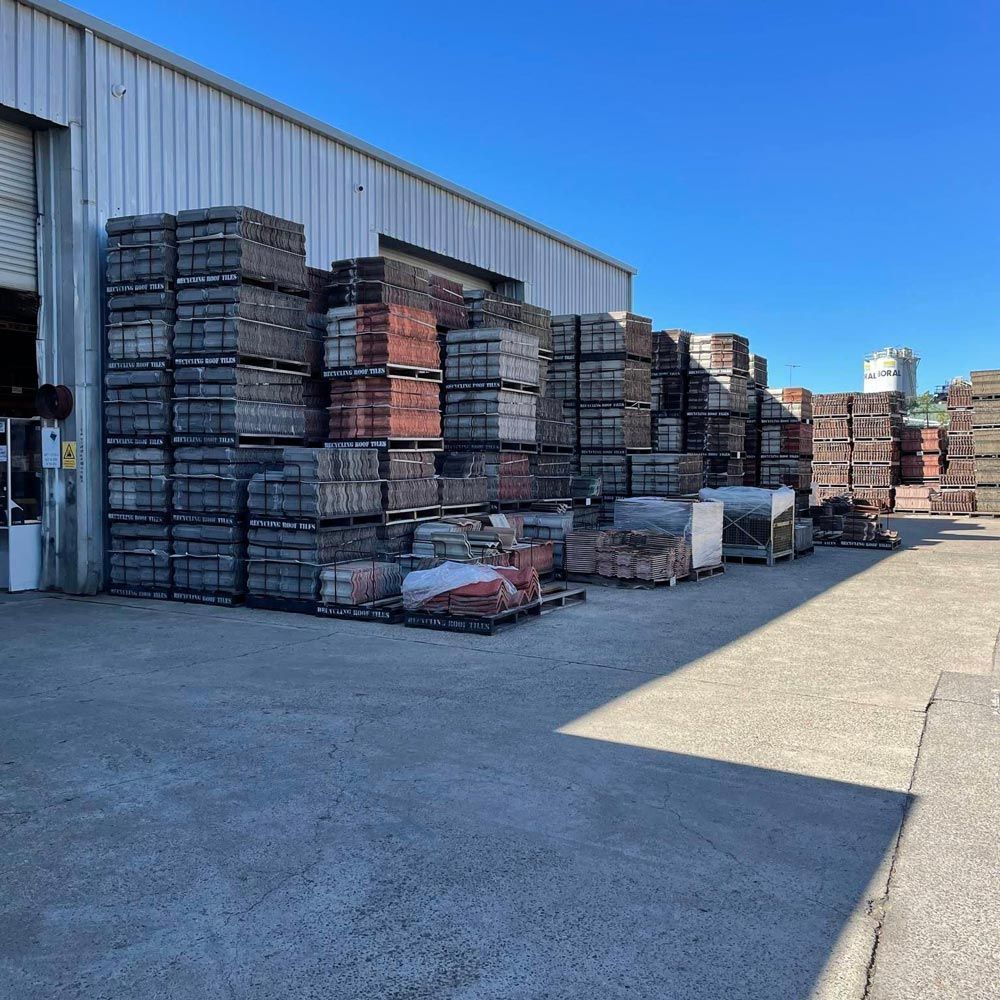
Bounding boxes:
1 515 998 998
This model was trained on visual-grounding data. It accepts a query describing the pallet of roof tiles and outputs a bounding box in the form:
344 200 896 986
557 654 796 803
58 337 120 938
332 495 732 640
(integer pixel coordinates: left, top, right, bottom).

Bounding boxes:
107 523 172 598
326 261 432 314
104 370 172 439
652 329 691 373
812 393 854 417
324 303 440 371
760 457 811 489
424 273 467 331
947 379 973 408
685 414 745 455
849 464 899 488
760 422 813 456
794 518 814 553
811 462 851 487
749 353 768 388
176 206 307 290
809 495 900 544
305 266 331 368
318 558 404 605
901 426 946 453
688 334 750 375
106 291 176 366
329 378 441 440
652 414 684 452
579 453 630 499
172 447 282 517
173 397 305 442
687 372 749 413
443 390 537 445
565 529 688 585
612 496 723 572
444 328 540 386
972 486 1000 513
506 540 555 576
530 454 575 500
971 428 1000 465
248 456 383 522
535 395 576 449
852 391 905 417
547 358 579 404
852 440 900 463
929 488 977 513
972 404 1000 435
578 407 650 450
894 485 935 512
971 369 1000 397
519 511 575 571
813 442 851 462
105 214 177 289
171 523 247 603
651 372 686 415
813 417 851 441
761 387 813 422
246 524 379 603
107 447 171 514
700 486 796 563
629 454 704 496
578 359 650 404
949 410 973 435
849 488 895 512
551 315 579 357
465 292 552 353
700 455 744 488
483 452 533 501
579 312 652 357
174 284 309 365
901 454 944 483
940 457 976 487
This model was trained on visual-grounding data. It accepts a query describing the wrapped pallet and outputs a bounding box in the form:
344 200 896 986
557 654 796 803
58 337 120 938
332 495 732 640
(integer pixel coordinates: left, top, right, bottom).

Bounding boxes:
613 497 724 570
698 486 796 560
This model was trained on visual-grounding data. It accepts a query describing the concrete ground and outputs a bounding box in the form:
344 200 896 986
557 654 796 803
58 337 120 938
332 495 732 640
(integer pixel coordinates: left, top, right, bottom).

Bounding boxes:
1 515 998 999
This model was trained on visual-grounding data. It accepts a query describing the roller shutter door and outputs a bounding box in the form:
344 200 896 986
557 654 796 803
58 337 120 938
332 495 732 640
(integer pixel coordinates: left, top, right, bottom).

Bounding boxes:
0 120 38 293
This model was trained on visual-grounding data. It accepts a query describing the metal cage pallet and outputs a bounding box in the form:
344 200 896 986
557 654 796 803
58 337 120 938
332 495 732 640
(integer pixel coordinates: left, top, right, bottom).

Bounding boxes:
722 548 795 566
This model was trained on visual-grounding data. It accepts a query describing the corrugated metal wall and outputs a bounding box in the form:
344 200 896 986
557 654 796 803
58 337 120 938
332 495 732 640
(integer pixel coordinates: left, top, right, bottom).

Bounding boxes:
0 0 631 312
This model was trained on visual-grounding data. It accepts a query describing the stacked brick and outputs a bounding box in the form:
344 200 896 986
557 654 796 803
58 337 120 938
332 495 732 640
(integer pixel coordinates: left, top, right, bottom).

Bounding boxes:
169 206 311 603
937 378 975 511
972 370 1000 513
104 213 178 600
577 312 653 499
759 388 813 490
685 334 749 487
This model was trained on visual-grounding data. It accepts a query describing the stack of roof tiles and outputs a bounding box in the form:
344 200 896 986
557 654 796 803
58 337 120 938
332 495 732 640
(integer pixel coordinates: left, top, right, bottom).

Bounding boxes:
939 379 975 508
809 495 900 543
245 448 382 601
428 273 469 332
650 329 695 484
565 529 689 583
900 426 946 485
104 213 179 596
576 312 652 500
436 452 489 508
168 205 311 600
811 393 854 503
443 327 540 502
759 388 813 490
319 560 403 605
971 370 1000 513
850 392 904 509
629 453 704 496
685 334 749 487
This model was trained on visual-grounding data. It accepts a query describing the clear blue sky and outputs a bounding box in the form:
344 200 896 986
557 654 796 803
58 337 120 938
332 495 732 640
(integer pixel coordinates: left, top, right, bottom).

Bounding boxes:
75 0 999 393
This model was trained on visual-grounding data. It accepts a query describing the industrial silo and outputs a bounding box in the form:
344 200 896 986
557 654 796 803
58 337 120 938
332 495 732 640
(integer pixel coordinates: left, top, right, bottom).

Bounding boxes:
863 347 920 400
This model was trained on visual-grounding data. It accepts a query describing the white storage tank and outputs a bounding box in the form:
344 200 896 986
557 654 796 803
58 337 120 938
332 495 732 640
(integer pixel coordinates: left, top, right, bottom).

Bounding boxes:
863 347 919 400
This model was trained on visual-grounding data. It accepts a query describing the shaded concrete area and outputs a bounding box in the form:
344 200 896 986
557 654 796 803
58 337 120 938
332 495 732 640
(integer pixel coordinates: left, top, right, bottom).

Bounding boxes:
1 516 998 998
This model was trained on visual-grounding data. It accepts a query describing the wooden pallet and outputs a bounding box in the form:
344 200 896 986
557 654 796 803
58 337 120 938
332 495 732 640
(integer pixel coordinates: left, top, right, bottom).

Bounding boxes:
686 562 726 582
565 572 676 590
723 549 795 566
324 364 442 382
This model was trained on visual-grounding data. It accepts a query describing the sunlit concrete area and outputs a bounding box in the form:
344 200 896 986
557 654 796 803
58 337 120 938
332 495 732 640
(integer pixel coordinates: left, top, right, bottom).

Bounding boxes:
2 516 998 999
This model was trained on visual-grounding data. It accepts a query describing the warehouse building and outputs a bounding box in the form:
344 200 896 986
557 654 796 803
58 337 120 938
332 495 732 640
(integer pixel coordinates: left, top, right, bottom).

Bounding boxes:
0 0 634 594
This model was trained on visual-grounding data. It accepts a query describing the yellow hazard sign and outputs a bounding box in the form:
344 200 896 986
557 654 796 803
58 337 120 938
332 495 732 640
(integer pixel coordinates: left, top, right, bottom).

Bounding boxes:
61 441 77 469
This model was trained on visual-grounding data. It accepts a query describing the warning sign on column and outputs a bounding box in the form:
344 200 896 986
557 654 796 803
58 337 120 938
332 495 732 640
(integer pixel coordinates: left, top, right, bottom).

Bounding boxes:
61 441 77 469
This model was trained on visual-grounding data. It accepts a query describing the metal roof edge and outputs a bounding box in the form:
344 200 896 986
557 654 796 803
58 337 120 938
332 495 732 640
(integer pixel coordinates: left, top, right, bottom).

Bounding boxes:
21 0 638 276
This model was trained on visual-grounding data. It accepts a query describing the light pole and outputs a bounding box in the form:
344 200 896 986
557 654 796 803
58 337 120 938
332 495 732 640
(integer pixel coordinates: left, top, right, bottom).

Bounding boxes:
785 363 800 387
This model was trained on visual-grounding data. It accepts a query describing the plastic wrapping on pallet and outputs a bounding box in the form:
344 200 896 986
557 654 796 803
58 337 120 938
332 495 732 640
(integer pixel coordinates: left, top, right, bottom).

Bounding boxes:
699 486 796 554
402 561 517 608
613 497 723 569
